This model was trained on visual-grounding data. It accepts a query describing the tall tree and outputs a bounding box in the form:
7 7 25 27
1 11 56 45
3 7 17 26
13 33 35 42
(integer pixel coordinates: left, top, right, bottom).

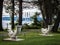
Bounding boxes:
19 0 22 25
51 12 60 32
38 0 60 32
44 0 53 25
11 0 14 29
51 0 60 32
37 0 46 28
0 0 4 31
38 0 53 28
31 0 59 32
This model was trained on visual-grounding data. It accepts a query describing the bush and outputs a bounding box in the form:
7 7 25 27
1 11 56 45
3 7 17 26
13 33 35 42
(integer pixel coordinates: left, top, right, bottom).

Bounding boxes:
4 28 8 32
22 24 30 29
22 21 42 29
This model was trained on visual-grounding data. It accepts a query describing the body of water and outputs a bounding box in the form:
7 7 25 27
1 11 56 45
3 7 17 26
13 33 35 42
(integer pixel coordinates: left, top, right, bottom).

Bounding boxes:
2 16 43 29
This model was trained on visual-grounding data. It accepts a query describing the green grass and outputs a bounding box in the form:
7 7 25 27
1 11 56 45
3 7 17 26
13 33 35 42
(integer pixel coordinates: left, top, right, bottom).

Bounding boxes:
0 30 60 45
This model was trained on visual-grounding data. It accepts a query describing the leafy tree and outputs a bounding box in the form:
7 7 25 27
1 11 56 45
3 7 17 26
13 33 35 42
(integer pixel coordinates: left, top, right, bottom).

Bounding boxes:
4 0 15 30
38 0 60 32
51 0 60 32
31 12 40 25
31 12 42 29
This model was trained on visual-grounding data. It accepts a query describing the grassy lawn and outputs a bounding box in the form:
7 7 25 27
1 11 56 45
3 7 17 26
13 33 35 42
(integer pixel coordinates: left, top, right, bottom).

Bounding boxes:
0 30 60 45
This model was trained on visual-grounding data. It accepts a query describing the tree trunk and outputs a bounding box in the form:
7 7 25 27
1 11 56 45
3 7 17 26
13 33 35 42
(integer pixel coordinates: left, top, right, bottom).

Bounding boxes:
11 0 14 30
0 0 4 31
19 0 22 25
44 0 53 25
51 0 59 32
38 0 53 28
51 11 60 32
38 0 47 28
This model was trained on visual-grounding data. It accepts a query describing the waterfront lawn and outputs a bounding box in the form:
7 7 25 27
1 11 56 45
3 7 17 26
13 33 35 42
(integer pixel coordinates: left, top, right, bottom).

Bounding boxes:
0 31 60 45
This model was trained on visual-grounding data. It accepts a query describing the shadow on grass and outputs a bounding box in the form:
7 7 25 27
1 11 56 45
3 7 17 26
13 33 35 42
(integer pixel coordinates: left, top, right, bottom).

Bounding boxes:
51 31 60 34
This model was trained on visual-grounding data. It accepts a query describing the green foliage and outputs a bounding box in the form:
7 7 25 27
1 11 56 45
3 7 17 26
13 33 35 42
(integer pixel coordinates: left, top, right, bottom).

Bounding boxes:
22 20 42 29
22 24 30 29
22 12 43 29
3 28 8 32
